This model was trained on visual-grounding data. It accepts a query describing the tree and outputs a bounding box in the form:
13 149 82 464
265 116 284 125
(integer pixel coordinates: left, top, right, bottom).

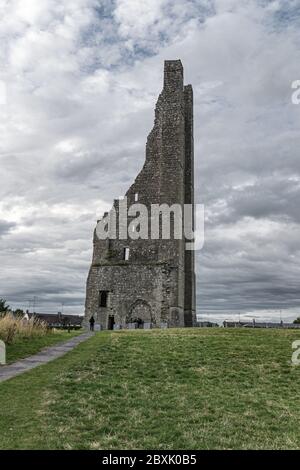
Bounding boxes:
0 298 10 317
14 309 24 318
293 317 300 324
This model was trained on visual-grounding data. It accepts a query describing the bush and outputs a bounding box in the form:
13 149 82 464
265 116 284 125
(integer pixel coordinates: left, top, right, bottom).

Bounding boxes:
0 314 49 344
0 298 10 318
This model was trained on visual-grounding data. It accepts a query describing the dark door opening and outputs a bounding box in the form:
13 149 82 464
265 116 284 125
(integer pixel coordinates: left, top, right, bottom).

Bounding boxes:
108 315 115 330
136 318 144 329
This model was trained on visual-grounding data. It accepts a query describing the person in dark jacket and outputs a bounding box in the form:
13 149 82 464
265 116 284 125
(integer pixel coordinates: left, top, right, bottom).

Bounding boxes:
89 315 95 331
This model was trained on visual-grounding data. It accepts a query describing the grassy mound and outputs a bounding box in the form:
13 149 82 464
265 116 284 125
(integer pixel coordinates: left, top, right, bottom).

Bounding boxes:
0 328 300 449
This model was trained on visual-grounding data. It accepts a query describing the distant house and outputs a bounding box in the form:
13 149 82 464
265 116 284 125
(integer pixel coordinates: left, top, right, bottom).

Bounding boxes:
27 312 83 330
197 321 219 328
223 320 300 329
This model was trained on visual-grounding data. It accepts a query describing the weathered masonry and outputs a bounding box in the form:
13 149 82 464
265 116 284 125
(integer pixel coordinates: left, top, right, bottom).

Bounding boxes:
85 60 196 329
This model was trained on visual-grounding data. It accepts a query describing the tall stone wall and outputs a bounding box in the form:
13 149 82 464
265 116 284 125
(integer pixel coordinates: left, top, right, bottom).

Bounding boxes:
85 60 196 329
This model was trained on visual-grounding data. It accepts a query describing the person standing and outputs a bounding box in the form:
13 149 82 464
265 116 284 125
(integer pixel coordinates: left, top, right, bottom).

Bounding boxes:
89 315 95 331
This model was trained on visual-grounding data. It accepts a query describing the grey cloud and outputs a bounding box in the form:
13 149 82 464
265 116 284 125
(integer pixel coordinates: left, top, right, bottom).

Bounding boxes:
0 220 15 238
203 177 300 226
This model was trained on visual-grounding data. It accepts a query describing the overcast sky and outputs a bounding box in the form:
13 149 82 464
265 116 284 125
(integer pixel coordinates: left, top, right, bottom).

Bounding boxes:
1 0 300 322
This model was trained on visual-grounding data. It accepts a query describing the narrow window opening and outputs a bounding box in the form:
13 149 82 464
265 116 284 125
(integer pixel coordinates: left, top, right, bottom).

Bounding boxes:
99 290 109 308
134 193 138 202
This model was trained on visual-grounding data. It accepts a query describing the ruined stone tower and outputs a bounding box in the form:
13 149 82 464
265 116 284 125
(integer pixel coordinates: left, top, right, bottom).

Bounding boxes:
85 60 196 329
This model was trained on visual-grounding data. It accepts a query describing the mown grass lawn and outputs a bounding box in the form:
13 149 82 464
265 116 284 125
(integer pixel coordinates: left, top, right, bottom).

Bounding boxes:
0 328 300 450
5 329 82 363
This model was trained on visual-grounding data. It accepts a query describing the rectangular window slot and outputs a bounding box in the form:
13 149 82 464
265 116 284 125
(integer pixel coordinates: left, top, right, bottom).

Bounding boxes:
99 290 109 308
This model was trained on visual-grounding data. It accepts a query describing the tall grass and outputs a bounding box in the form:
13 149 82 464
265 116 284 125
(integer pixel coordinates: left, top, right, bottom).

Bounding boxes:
0 314 49 344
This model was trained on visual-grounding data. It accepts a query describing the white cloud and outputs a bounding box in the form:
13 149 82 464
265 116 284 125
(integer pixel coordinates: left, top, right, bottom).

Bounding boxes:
114 0 166 38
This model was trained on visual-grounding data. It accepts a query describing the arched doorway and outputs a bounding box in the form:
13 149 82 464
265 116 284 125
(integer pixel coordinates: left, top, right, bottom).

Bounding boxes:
126 300 152 328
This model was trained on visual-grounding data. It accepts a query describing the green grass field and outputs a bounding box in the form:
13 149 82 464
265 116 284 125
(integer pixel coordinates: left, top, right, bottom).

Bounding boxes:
6 330 82 363
0 328 300 450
